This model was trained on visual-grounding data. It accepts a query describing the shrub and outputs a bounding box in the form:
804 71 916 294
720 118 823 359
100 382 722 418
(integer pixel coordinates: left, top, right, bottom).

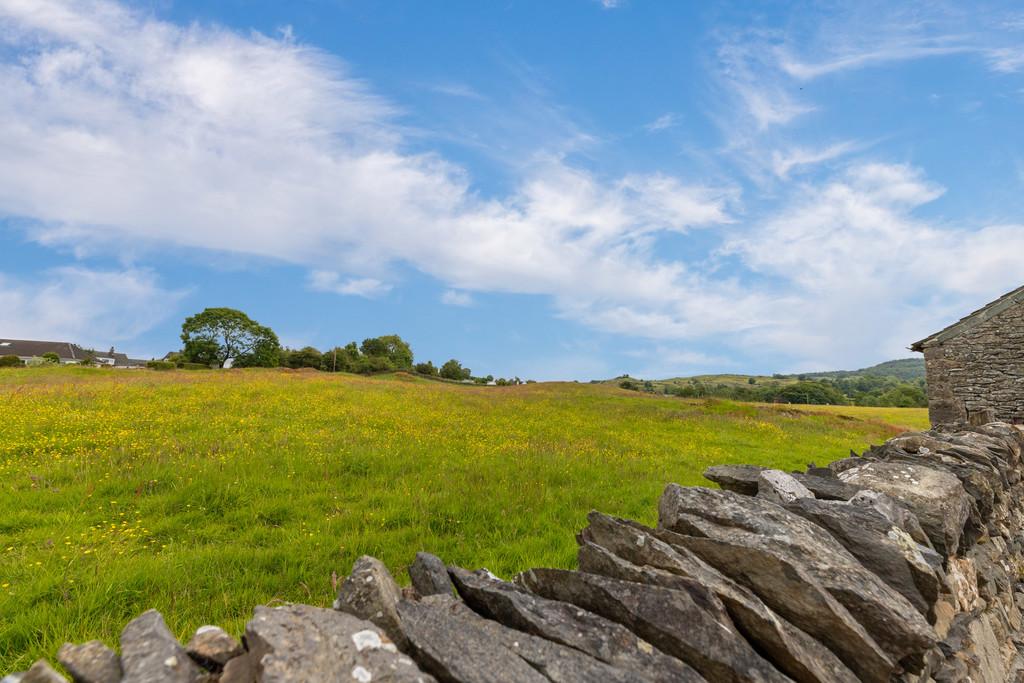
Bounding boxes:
41 352 60 364
0 355 22 367
414 361 439 376
439 359 471 381
179 362 211 370
146 360 176 371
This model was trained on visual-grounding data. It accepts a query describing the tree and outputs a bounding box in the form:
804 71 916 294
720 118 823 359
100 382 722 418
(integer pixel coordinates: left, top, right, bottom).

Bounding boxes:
360 335 413 369
180 308 280 368
286 346 323 369
414 361 439 376
440 359 471 381
41 352 60 364
0 355 22 367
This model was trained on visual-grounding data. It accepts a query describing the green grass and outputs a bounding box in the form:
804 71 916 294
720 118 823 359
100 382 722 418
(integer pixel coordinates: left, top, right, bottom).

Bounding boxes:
0 367 927 672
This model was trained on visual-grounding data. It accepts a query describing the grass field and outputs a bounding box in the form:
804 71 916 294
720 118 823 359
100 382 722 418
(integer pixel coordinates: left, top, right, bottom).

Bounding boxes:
0 367 928 671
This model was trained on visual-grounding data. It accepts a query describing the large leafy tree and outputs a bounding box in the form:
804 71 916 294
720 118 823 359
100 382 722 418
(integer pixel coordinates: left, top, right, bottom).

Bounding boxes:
180 308 281 368
359 334 413 369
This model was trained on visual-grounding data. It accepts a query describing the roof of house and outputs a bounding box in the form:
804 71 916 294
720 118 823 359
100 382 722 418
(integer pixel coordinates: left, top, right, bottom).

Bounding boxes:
911 284 1024 352
0 338 88 359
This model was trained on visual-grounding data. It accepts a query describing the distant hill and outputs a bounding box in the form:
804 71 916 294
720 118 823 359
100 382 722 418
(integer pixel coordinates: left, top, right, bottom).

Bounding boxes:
598 357 927 407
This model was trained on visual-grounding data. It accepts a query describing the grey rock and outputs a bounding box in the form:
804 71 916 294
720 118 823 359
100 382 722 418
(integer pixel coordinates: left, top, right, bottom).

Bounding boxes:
658 485 936 667
408 553 453 597
245 604 431 683
782 497 941 620
848 489 933 547
790 473 864 501
703 464 764 494
516 567 788 683
398 595 652 683
0 674 23 683
334 555 407 649
757 470 814 505
578 511 858 683
218 656 255 683
448 564 704 683
838 461 972 555
57 641 122 683
120 610 205 683
185 626 243 670
19 662 66 683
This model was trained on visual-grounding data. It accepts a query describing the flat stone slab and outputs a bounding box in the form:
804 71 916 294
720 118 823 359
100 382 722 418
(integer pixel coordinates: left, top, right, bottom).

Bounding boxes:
245 604 432 683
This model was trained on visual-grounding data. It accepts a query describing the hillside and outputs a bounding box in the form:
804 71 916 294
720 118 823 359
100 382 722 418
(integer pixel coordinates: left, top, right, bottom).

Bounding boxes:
603 357 927 407
0 366 926 671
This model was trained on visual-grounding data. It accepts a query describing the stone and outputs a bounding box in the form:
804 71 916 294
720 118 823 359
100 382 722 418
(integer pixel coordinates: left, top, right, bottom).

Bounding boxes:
577 510 858 683
407 553 453 597
447 564 703 683
219 655 255 683
667 532 895 682
120 610 205 683
757 469 814 504
703 464 763 494
848 489 933 547
334 555 407 649
57 641 122 683
397 596 649 683
244 604 431 683
516 567 789 683
790 472 864 501
185 626 243 670
659 484 936 667
19 662 66 683
781 497 940 620
838 460 972 555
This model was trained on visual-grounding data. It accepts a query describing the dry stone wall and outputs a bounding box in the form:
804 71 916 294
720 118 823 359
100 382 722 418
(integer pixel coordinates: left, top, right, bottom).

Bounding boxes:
922 301 1024 425
7 421 1024 682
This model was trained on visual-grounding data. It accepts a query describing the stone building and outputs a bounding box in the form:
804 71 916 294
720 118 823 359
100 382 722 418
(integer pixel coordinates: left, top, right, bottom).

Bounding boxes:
911 284 1024 425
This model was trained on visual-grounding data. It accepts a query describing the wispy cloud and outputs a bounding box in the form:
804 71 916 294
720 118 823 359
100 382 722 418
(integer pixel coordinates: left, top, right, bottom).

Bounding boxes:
644 113 677 132
0 267 185 352
308 272 392 298
441 290 474 307
771 140 860 178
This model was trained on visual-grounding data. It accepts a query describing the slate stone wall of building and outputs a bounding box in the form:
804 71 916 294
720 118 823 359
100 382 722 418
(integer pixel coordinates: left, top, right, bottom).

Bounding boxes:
923 301 1024 426
7 422 1024 683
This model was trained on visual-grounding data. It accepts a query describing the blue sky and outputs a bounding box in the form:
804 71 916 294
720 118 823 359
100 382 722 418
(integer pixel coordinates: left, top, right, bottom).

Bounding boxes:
1 1 1023 379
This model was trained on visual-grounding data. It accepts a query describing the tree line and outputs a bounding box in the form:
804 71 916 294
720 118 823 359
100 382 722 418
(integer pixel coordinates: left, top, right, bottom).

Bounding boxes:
162 307 526 383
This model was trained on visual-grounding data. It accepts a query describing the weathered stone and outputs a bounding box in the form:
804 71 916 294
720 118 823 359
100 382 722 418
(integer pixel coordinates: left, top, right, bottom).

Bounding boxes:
448 564 704 683
659 484 936 667
703 464 763 494
245 604 431 683
219 655 255 683
791 472 864 501
120 610 205 683
516 567 788 682
781 497 940 619
757 469 814 505
57 641 122 683
848 489 933 547
577 511 858 683
185 626 243 670
407 553 453 597
838 461 972 555
398 595 652 683
19 661 66 683
334 555 407 649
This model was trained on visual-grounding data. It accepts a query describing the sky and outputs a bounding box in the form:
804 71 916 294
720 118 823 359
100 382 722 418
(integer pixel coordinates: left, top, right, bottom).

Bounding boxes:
1 0 1023 380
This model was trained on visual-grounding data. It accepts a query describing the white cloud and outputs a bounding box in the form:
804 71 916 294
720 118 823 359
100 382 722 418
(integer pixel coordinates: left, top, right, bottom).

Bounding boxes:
724 163 1024 366
308 271 392 298
0 267 185 351
645 113 677 132
441 290 474 307
0 0 740 344
771 141 859 178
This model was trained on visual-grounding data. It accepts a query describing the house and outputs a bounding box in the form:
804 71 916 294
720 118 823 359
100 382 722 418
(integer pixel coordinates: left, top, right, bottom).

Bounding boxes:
0 339 148 368
911 284 1024 426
